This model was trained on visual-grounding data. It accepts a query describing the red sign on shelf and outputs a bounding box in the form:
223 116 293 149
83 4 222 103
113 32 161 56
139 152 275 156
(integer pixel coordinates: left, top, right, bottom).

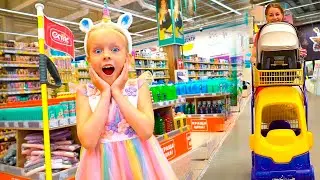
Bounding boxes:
161 139 176 161
191 119 208 131
44 16 75 58
0 172 29 180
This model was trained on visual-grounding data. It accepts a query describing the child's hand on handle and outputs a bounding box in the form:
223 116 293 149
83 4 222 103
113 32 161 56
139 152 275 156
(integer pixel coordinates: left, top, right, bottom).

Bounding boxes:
89 67 111 97
111 60 129 95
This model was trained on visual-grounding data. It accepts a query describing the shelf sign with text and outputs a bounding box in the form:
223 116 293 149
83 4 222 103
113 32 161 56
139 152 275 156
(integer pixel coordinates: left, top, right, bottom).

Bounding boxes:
161 139 176 160
191 119 208 131
156 0 184 47
160 129 191 161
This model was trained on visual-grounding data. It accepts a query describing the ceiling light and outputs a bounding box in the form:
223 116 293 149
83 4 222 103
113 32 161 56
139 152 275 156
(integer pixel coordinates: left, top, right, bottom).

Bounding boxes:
209 0 241 15
0 8 78 26
80 0 157 22
296 12 320 19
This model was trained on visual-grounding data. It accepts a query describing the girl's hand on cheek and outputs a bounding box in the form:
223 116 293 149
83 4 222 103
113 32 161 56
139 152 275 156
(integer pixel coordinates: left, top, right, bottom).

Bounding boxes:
89 68 110 97
111 60 128 95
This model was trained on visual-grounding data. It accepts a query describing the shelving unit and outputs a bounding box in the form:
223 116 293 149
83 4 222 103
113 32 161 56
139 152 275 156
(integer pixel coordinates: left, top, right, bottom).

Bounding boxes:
183 55 231 80
134 56 170 82
0 46 41 104
181 93 231 132
74 67 90 84
230 56 244 110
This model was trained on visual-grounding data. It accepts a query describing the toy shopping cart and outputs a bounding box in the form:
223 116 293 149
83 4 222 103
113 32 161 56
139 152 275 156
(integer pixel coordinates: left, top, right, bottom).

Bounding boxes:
250 22 315 180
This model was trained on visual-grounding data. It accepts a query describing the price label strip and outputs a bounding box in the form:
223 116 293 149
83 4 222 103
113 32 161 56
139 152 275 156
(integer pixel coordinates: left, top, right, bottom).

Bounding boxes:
59 118 69 126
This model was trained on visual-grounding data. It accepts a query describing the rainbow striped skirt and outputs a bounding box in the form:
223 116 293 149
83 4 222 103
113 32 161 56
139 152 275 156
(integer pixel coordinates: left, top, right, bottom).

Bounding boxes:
75 136 177 180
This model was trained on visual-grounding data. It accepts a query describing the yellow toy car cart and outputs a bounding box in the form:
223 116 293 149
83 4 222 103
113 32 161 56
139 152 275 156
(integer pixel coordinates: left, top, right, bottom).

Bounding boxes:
250 22 314 180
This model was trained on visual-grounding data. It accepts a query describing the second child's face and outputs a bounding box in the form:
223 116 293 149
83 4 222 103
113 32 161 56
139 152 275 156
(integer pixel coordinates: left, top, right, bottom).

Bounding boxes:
266 7 284 23
87 28 129 85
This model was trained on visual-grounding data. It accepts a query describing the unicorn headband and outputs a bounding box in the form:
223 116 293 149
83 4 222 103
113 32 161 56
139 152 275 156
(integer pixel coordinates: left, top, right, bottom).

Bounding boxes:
79 0 133 56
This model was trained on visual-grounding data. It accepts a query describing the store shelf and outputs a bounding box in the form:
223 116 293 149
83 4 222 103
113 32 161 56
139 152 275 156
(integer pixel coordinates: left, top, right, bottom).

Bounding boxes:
78 76 90 79
0 117 76 130
186 114 226 118
136 67 168 70
153 76 170 79
156 125 189 143
153 97 186 110
188 69 229 71
0 49 39 56
0 77 39 81
77 68 88 71
0 64 39 68
184 61 229 66
135 57 167 61
0 90 41 95
0 164 77 180
181 93 230 99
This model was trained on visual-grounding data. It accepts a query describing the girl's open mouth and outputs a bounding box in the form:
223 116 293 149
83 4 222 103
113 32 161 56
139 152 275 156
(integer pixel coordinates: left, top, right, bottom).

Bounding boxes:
102 65 115 76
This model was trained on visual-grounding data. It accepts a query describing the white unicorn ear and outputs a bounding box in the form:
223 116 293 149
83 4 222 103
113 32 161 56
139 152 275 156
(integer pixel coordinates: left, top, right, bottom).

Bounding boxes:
79 18 94 33
117 13 133 29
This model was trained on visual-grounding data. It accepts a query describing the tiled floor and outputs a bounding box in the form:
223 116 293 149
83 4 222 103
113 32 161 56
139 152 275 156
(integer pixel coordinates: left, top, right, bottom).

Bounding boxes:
200 92 320 180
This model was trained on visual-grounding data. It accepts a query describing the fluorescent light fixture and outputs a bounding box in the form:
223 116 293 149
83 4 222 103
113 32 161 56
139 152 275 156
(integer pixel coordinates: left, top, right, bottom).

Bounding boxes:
134 27 157 34
287 2 320 10
80 0 157 22
0 8 78 26
0 31 84 44
296 12 320 19
210 0 241 15
74 40 84 43
75 46 84 50
130 33 144 37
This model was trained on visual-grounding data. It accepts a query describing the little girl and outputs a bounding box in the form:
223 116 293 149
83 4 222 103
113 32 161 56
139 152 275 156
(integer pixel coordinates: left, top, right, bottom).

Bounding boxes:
75 2 177 180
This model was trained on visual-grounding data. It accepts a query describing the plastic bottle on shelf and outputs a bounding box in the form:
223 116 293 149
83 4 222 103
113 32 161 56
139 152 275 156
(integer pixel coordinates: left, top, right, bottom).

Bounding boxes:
197 101 202 114
202 101 207 114
191 102 195 114
164 114 173 133
212 100 217 113
154 113 165 135
207 101 212 114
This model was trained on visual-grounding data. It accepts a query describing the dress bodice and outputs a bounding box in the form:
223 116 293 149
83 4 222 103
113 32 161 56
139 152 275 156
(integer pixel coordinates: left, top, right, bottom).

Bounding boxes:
86 79 140 142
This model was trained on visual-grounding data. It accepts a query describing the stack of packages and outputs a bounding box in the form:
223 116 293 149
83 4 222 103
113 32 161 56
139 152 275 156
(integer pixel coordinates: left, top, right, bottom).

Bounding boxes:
22 128 80 176
0 143 16 166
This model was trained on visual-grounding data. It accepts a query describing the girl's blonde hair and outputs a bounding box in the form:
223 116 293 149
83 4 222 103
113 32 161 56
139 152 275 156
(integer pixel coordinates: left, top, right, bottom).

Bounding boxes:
85 23 129 56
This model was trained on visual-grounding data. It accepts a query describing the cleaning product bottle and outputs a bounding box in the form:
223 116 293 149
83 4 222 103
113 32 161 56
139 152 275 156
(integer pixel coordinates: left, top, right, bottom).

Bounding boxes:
207 101 212 114
191 102 195 114
197 101 202 114
202 101 207 114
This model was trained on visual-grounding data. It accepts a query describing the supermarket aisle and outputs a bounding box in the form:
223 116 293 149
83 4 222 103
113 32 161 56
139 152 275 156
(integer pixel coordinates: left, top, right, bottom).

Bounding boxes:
201 93 320 180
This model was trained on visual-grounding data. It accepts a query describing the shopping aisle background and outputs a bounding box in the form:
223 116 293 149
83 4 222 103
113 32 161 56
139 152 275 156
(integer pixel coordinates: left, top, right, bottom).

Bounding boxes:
201 93 320 180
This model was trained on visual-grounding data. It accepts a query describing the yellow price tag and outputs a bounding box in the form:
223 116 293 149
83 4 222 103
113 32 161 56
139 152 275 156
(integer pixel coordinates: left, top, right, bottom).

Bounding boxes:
163 133 169 140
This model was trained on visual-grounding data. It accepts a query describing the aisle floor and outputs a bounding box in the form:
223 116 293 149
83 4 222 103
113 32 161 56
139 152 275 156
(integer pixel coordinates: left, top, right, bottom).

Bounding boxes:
201 93 320 180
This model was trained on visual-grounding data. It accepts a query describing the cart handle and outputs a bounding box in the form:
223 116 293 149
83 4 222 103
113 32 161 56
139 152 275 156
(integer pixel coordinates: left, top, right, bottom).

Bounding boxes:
39 54 62 88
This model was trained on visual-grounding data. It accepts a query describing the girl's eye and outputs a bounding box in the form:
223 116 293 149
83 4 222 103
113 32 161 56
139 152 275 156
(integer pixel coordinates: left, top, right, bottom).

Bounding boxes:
112 47 120 52
94 49 102 54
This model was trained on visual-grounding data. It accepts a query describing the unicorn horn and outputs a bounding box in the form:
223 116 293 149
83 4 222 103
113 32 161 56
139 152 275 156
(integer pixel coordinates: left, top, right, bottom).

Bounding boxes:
102 0 111 23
